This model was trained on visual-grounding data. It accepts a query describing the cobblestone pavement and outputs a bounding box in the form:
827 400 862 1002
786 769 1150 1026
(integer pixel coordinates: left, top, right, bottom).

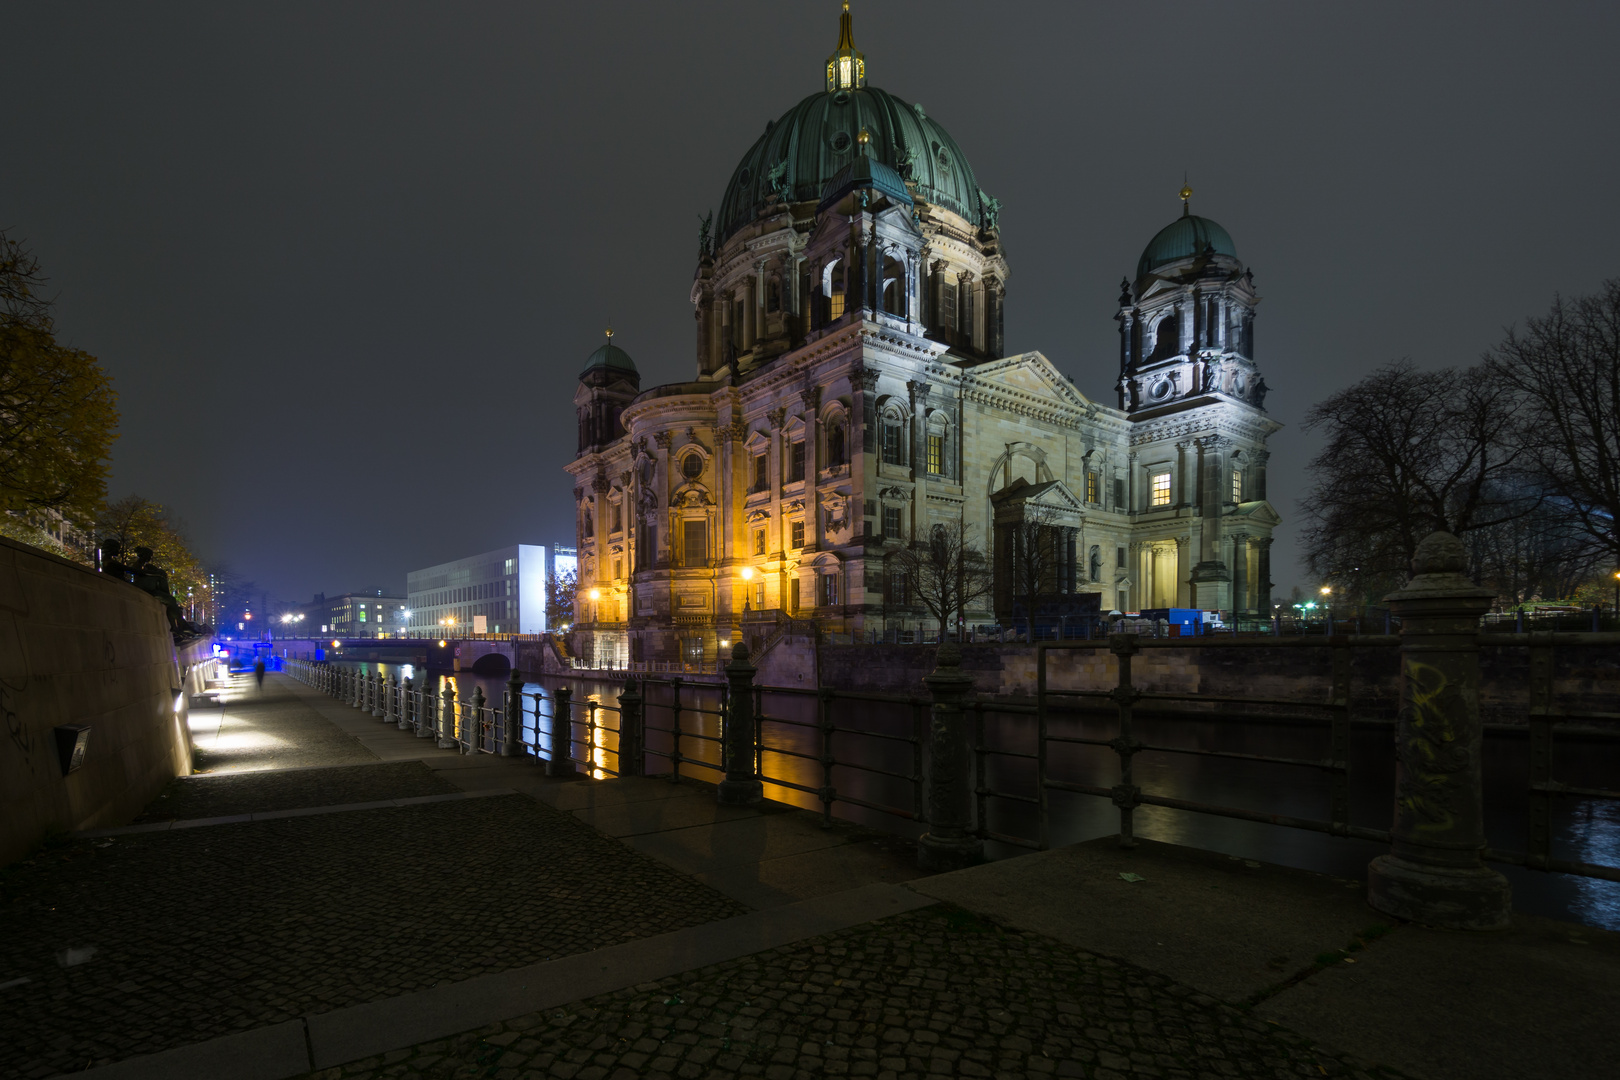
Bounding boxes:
0 794 748 1078
188 675 379 772
132 761 459 823
308 907 1413 1080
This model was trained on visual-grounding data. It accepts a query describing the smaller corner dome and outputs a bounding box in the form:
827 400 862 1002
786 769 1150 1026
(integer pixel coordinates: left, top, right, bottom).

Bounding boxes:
1136 215 1237 280
581 340 637 377
818 155 913 213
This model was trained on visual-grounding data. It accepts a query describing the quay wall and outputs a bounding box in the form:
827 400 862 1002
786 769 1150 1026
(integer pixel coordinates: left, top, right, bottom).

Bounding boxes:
0 536 197 866
814 639 1618 725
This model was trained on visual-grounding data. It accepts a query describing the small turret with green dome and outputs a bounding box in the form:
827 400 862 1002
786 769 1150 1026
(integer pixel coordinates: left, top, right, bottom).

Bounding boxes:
579 326 638 380
1116 184 1266 416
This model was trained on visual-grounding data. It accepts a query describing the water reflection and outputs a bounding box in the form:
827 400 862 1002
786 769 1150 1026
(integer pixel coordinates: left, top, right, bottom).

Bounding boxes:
323 661 1620 930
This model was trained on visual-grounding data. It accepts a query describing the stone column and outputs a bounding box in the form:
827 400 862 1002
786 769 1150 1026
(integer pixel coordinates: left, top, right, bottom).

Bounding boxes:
717 642 763 805
1368 531 1510 930
1230 534 1249 616
1174 442 1193 508
654 432 673 566
1253 448 1270 503
767 408 786 555
1256 537 1274 614
802 388 822 549
918 643 982 870
1190 436 1231 609
907 380 930 540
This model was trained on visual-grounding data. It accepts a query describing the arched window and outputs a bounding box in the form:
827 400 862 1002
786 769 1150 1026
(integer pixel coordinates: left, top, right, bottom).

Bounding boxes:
1147 312 1180 362
827 422 846 466
881 254 906 319
881 408 905 466
824 259 846 322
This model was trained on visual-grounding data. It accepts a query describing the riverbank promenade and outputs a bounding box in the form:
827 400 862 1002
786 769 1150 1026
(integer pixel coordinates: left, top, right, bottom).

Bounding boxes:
3 671 1613 1080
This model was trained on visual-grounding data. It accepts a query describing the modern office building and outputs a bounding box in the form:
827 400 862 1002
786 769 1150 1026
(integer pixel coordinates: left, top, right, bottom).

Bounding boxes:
305 591 409 638
406 545 569 636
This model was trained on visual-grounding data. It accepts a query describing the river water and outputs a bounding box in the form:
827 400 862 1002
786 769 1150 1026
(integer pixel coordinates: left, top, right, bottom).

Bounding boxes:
331 660 1620 932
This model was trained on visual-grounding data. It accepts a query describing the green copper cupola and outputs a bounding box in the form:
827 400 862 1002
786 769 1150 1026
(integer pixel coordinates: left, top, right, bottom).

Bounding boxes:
825 1 865 92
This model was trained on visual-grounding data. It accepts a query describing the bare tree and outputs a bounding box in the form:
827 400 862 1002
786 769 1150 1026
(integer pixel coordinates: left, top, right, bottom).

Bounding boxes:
1486 279 1620 565
1299 360 1532 604
894 518 992 642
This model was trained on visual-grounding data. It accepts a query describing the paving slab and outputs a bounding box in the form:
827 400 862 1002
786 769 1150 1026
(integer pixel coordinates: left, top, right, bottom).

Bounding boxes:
909 835 1380 1004
132 761 457 822
565 789 784 837
1256 911 1620 1080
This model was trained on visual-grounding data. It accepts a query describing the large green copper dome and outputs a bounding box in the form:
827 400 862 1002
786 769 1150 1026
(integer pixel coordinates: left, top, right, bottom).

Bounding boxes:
717 86 988 244
1136 214 1237 280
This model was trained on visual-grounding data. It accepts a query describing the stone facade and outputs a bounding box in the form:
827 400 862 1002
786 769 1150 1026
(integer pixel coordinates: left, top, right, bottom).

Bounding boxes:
563 12 1280 666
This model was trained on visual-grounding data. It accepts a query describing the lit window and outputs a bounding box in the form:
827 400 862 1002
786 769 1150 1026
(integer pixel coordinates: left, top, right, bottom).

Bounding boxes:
1086 471 1098 504
791 520 805 548
828 287 845 321
754 529 766 556
839 56 851 88
754 582 765 609
1150 472 1172 507
927 433 943 475
1232 469 1243 502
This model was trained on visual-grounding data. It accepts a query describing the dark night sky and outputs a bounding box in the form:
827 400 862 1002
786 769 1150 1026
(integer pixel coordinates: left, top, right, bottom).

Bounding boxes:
4 2 1617 604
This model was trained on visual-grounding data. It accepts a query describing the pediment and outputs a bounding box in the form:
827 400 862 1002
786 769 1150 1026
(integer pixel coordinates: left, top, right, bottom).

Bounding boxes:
969 351 1091 410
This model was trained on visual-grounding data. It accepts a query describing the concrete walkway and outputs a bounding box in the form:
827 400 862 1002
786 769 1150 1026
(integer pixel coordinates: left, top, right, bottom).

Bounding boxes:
4 672 1614 1079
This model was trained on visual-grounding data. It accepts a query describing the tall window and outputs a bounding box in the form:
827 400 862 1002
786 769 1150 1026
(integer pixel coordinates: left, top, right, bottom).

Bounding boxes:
1086 471 1098 504
683 519 707 567
612 558 621 580
883 507 902 538
1113 478 1125 508
611 504 622 532
890 569 909 605
788 440 805 482
754 529 766 556
882 418 903 465
927 433 943 475
1116 546 1126 569
828 285 845 321
754 582 765 609
753 453 768 492
827 424 845 465
1150 472 1172 507
1231 469 1243 502
789 577 800 613
821 574 839 608
791 520 805 548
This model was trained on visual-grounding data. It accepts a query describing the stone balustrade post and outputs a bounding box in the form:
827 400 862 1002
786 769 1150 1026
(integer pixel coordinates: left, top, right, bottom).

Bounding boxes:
438 680 459 750
415 674 436 738
549 686 576 776
1368 531 1511 930
394 674 408 729
503 669 524 757
402 676 414 731
717 642 763 805
917 643 982 870
469 686 485 754
618 679 645 777
374 672 386 718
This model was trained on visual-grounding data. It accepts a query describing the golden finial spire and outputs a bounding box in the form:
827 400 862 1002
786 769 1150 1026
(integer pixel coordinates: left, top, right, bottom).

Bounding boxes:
1180 175 1192 217
827 1 865 91
605 325 614 340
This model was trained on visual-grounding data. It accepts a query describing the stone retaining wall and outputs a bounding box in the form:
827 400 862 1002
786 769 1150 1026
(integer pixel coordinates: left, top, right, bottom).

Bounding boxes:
0 536 195 866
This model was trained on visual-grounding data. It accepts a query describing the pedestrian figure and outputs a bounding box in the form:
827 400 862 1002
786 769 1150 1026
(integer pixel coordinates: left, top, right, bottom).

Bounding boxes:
254 657 266 691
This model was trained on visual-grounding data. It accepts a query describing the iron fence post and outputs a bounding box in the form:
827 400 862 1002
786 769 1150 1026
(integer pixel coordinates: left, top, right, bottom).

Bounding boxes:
917 643 981 870
503 669 523 756
548 685 576 776
1527 632 1555 870
618 679 645 776
402 676 414 732
1368 531 1510 930
717 642 763 805
438 680 459 750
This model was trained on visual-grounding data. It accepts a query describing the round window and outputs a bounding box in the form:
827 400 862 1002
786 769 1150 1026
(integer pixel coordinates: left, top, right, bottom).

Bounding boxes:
831 132 851 152
832 91 850 106
937 147 951 172
682 454 703 479
738 167 751 187
1150 379 1173 401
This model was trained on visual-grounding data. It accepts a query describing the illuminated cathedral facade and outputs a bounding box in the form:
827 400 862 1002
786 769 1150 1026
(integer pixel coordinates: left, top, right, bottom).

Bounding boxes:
564 6 1280 665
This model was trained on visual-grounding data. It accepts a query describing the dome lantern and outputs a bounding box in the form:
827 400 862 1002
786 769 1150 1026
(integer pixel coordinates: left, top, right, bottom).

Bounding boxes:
826 2 866 93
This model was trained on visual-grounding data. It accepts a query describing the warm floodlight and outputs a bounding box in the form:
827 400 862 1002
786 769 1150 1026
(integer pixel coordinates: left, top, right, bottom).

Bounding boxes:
589 588 601 600
740 566 754 580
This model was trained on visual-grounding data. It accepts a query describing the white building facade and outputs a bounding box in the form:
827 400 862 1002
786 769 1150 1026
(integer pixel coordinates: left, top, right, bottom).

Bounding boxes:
564 8 1280 665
